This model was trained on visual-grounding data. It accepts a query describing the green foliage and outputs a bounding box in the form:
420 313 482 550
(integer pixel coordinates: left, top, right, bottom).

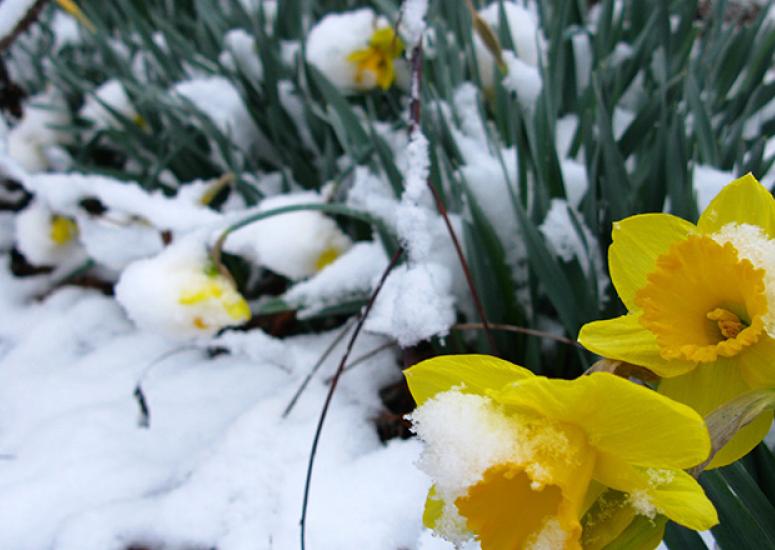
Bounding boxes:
10 0 775 371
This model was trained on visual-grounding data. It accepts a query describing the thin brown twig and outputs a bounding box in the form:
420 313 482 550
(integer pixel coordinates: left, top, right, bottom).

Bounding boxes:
282 318 355 418
452 322 582 348
324 340 398 383
407 42 498 355
299 247 403 550
0 0 49 52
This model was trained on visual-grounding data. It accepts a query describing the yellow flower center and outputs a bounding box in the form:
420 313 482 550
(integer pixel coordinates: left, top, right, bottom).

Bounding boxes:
453 418 591 550
314 246 341 271
635 235 767 363
50 215 78 245
346 27 404 90
456 465 574 550
178 278 251 329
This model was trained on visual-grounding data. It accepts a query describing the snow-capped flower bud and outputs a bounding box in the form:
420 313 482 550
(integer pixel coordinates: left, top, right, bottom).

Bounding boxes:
225 192 352 281
15 200 81 266
115 235 250 339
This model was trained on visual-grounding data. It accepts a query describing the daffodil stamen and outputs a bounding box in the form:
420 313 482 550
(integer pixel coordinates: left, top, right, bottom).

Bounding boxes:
346 27 404 90
634 235 767 363
707 308 746 339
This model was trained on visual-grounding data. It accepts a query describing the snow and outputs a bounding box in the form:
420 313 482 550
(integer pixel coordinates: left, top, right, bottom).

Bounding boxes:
396 130 434 261
76 215 164 271
172 76 264 158
501 51 543 107
366 262 456 347
0 0 37 43
475 1 544 90
285 241 389 316
400 0 429 47
539 199 608 299
51 10 81 50
7 89 72 173
220 29 264 82
19 172 221 233
0 260 430 549
80 79 138 131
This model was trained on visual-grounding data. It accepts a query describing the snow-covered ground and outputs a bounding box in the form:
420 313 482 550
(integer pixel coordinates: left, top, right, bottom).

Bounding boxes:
0 262 461 550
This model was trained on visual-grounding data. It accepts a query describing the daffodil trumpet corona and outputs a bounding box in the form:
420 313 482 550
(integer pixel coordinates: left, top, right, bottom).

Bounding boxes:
578 173 775 468
404 354 717 550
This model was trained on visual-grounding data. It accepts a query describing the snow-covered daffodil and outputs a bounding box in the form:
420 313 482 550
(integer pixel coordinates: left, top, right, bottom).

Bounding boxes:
346 26 403 90
405 355 717 550
306 9 405 93
116 236 250 339
223 192 352 281
15 200 82 266
579 173 775 468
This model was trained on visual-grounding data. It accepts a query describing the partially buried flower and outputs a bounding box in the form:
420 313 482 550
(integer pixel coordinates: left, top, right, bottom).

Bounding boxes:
579 173 775 467
15 199 81 266
223 192 352 281
405 355 717 550
115 235 250 339
306 9 404 92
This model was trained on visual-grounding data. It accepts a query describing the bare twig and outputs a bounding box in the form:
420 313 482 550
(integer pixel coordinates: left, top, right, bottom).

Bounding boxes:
452 322 583 348
300 247 403 550
282 318 355 418
324 340 398 383
407 42 498 355
0 0 49 52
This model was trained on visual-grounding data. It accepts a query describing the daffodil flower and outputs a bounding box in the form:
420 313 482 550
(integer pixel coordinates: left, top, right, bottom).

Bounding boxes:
15 200 83 267
177 265 251 332
579 173 775 468
116 237 251 339
405 354 717 550
346 27 404 90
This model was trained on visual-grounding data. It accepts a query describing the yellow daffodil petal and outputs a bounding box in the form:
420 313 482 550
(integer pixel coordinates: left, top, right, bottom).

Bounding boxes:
658 361 773 468
608 213 696 309
422 485 444 529
634 469 718 531
404 354 533 406
577 314 696 378
493 373 710 469
593 454 717 531
738 336 775 389
706 411 773 468
698 173 775 238
581 489 636 550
